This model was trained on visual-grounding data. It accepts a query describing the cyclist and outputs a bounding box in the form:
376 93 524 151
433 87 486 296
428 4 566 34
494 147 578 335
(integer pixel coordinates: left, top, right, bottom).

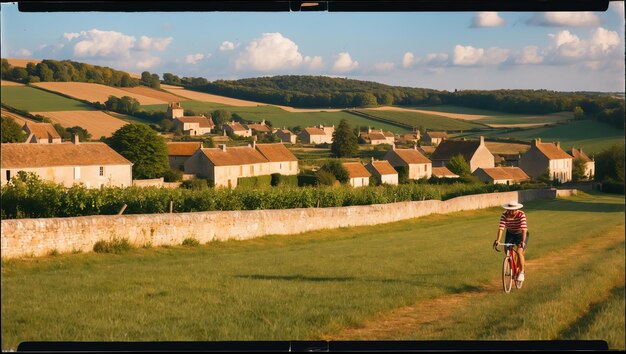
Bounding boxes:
493 200 529 282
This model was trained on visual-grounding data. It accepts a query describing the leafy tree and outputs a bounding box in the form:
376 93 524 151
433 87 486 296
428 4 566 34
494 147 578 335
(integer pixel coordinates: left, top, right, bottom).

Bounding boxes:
106 124 169 179
573 106 585 120
65 126 92 142
203 137 215 148
446 154 471 177
537 167 552 184
211 109 232 127
11 67 28 82
595 144 624 183
319 159 350 184
52 123 71 140
314 169 337 186
1 116 26 143
160 118 174 132
572 157 588 181
331 119 359 158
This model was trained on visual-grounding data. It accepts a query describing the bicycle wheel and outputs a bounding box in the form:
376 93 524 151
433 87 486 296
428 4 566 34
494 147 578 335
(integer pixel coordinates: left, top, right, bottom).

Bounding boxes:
502 256 513 293
513 251 523 289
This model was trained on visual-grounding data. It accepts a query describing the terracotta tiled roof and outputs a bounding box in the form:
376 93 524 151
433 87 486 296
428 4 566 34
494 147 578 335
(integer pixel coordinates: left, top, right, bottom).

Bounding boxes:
535 142 572 160
568 148 592 162
167 142 202 156
342 162 371 178
246 123 271 132
175 116 213 128
368 160 397 175
200 146 267 166
1 142 132 168
303 127 327 136
24 122 61 140
477 167 529 181
432 167 459 177
426 131 448 139
417 146 435 154
392 148 431 164
255 143 297 162
225 122 248 131
361 132 387 141
430 139 481 162
383 131 394 137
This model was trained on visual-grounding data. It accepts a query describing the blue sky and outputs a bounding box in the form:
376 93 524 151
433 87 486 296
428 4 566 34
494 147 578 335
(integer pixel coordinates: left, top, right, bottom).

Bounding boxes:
1 2 624 92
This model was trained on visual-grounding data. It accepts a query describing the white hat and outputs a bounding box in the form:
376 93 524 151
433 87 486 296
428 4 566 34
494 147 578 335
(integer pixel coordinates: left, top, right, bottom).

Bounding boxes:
502 200 523 210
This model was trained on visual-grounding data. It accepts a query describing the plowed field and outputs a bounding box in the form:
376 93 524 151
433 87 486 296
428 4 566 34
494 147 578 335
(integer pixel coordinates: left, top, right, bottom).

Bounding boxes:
31 110 129 138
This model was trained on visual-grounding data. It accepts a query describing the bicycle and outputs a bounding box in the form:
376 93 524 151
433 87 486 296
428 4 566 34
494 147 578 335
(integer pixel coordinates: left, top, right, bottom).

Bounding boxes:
493 242 524 293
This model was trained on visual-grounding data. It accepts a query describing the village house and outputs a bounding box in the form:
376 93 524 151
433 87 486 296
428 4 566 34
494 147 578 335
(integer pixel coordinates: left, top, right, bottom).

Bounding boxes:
166 102 184 119
173 116 214 136
166 142 202 171
254 142 299 175
245 120 272 136
23 122 62 144
298 125 334 144
430 136 495 173
1 136 132 188
383 145 432 180
274 128 297 144
359 127 394 145
519 138 572 183
417 145 435 156
568 148 595 180
422 131 448 146
342 162 371 187
365 158 399 185
223 121 252 137
431 167 459 179
398 131 420 144
472 167 530 185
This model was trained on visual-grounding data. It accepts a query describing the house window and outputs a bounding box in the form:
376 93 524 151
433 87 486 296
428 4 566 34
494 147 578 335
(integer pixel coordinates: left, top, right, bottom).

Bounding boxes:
74 167 81 180
5 170 10 182
99 166 104 176
250 165 254 174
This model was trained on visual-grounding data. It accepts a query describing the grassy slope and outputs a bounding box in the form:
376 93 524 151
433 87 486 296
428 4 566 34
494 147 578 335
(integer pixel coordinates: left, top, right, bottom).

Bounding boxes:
409 105 573 125
1 193 624 349
0 86 94 112
355 109 487 131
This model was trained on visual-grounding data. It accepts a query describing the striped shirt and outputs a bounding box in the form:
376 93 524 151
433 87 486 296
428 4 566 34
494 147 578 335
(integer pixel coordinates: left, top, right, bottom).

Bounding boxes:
499 210 528 233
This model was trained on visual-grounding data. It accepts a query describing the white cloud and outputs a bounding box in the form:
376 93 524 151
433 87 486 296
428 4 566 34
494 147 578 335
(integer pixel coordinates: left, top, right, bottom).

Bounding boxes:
136 35 172 51
15 49 32 57
611 1 624 17
424 52 449 65
548 27 620 61
185 53 205 65
402 52 415 68
374 62 395 71
136 56 161 70
304 55 324 70
235 32 313 71
453 45 509 66
63 32 80 41
220 41 237 51
332 52 359 72
471 12 505 28
527 12 600 27
515 46 544 64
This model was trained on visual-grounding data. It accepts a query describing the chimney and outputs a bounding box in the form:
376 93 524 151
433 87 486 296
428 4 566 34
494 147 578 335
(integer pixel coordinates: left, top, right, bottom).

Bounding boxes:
392 143 396 151
371 157 374 163
368 127 372 133
479 136 484 145
252 136 257 149
414 143 418 150
555 141 560 149
261 119 265 125
532 138 541 147
72 134 80 145
219 144 227 151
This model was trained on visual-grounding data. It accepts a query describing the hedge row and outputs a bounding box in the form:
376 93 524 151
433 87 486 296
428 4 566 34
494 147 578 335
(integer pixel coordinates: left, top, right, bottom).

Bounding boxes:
1 172 527 219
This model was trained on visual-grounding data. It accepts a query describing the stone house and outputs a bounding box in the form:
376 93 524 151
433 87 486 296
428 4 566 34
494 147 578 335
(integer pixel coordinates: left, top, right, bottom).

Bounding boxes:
173 116 214 136
422 131 448 146
398 131 420 144
359 131 387 145
519 138 572 182
298 126 333 144
342 162 371 187
568 148 595 180
166 102 184 119
274 128 297 144
246 120 272 136
472 167 530 185
431 167 459 178
254 142 299 175
1 137 132 188
430 136 495 173
166 142 202 171
365 158 398 185
383 145 432 180
23 122 62 144
223 121 252 137
417 145 435 156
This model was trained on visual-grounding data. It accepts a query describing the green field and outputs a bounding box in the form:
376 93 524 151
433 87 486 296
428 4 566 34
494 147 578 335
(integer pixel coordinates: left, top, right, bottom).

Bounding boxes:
143 101 412 133
408 105 574 126
0 86 95 112
356 109 488 131
456 120 624 154
2 193 624 350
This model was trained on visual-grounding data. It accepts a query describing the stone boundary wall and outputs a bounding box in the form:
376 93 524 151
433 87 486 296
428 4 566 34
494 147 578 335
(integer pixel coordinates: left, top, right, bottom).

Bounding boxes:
1 188 565 259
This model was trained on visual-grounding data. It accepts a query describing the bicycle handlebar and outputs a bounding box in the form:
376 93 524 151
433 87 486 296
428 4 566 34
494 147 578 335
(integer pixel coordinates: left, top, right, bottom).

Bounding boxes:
492 243 517 252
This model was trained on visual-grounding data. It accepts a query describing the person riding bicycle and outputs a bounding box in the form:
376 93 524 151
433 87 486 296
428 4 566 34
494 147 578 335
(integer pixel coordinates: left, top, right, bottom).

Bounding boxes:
493 200 529 282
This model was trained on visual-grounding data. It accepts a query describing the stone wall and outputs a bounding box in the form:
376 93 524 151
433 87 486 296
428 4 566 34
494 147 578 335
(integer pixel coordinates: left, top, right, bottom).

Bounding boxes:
1 188 562 259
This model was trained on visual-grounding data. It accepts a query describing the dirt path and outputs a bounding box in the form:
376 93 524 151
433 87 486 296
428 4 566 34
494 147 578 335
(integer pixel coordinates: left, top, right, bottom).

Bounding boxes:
322 224 624 340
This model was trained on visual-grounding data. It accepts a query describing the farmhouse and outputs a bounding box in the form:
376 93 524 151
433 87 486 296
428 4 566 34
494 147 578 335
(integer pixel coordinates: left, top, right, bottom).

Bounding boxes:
274 128 297 144
422 131 448 146
431 167 459 178
359 131 387 145
430 136 495 173
417 145 435 156
246 120 272 136
173 116 214 136
298 126 333 144
398 131 420 144
23 122 62 144
519 138 572 183
1 137 132 188
472 167 530 185
342 162 371 187
254 142 299 175
383 145 432 180
166 142 202 171
223 121 252 137
568 148 595 180
167 102 184 119
365 158 399 185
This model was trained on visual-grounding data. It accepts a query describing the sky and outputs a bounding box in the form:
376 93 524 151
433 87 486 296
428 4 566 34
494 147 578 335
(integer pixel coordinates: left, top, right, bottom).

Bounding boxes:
1 2 624 92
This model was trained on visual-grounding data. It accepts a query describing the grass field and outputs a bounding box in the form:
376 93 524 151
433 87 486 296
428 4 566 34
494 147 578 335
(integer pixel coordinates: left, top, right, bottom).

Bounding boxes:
1 86 95 112
456 120 624 154
2 193 624 350
408 105 574 126
32 82 167 105
354 109 488 131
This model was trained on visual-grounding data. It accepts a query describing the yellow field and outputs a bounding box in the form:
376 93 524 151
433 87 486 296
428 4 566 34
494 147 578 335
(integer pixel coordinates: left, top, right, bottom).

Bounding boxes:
484 141 530 155
0 80 24 86
367 106 489 120
31 82 168 105
31 110 129 138
0 108 36 126
4 58 42 68
120 86 183 103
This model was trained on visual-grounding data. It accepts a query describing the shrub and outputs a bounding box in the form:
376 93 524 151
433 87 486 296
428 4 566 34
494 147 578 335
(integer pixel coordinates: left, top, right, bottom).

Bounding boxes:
181 179 210 190
297 174 318 187
319 159 349 184
163 169 183 182
237 175 272 188
48 249 60 256
315 170 337 186
93 238 132 253
182 238 200 247
271 173 298 187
